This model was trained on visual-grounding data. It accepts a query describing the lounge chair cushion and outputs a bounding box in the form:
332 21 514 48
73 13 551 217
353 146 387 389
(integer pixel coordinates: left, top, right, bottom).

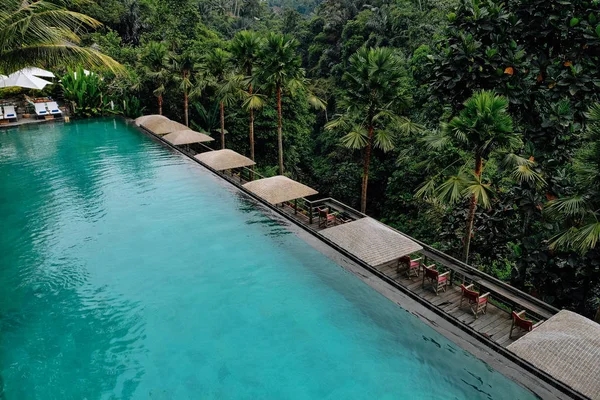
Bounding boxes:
438 275 448 282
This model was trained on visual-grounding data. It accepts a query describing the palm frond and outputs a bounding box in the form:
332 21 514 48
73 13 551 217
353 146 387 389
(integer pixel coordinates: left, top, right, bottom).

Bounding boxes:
436 174 469 204
340 125 368 149
421 129 451 150
374 129 395 152
545 196 592 220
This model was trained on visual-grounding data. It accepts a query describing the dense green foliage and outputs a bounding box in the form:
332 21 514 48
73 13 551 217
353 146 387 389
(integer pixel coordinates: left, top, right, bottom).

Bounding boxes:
35 0 600 319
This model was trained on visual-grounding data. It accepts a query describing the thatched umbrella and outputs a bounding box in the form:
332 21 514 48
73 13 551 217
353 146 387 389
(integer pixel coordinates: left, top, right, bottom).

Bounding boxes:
141 117 187 135
163 130 214 145
243 175 318 204
507 310 600 399
134 114 167 126
194 149 255 171
320 217 422 267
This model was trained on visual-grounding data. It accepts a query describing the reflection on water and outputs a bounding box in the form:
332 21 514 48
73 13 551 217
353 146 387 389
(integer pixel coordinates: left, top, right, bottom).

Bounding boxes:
0 119 536 400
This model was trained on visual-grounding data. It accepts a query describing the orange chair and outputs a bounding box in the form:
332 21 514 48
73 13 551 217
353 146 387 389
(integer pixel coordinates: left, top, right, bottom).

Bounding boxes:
422 264 450 295
510 310 543 339
460 284 490 319
400 256 422 279
318 207 336 228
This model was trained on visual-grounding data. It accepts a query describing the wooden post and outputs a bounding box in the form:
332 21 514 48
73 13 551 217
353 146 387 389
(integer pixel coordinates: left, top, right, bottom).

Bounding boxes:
309 205 313 224
294 199 298 215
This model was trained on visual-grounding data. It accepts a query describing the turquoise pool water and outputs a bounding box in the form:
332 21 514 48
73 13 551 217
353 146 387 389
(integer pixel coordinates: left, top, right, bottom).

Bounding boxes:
0 119 536 399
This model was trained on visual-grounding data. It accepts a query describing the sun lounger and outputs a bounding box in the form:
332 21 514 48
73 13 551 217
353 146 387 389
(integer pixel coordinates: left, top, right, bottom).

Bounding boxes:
35 103 48 117
47 102 62 115
3 105 17 121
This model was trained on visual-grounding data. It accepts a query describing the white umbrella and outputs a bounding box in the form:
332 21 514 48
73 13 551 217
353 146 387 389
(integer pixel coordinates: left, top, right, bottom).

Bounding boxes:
20 67 55 78
0 71 52 90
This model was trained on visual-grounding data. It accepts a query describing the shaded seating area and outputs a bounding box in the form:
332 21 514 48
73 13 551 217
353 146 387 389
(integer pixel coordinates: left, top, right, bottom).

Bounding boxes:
243 175 318 205
507 310 600 399
320 217 422 268
460 284 490 318
195 149 255 171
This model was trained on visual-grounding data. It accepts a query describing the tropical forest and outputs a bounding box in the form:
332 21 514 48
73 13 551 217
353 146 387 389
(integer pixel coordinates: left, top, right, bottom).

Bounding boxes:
2 0 600 324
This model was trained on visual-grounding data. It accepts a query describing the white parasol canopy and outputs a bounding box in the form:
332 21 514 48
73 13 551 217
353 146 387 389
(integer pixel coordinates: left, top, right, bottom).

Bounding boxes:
20 67 55 78
0 70 52 89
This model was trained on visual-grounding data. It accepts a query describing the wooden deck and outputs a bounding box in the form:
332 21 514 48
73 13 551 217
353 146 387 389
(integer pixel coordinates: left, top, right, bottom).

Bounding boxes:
278 204 518 346
376 263 518 347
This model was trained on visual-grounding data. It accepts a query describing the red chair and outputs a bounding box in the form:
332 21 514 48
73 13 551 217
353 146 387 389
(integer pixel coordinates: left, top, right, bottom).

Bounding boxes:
399 256 422 279
510 310 543 339
422 264 450 295
318 207 336 228
460 284 490 319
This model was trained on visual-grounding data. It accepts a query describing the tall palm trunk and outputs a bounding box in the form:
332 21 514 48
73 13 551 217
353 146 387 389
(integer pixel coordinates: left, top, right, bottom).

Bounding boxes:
183 70 189 127
277 85 284 175
220 101 225 149
463 153 483 263
158 95 163 115
248 81 255 161
361 124 374 214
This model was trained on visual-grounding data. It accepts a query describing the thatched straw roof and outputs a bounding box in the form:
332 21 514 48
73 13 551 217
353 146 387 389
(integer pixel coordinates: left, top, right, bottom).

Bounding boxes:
507 310 600 399
320 217 422 267
163 130 214 145
141 117 188 135
243 175 318 204
194 149 255 171
134 114 167 126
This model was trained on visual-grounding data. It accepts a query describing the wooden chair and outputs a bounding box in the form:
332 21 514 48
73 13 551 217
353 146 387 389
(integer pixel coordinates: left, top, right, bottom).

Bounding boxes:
318 207 336 228
399 256 422 279
460 284 490 319
510 310 543 339
422 264 450 295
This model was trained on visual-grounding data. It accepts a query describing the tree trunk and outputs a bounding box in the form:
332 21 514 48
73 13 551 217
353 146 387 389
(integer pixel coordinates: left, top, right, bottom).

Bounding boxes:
183 70 189 127
158 95 163 115
360 125 374 214
277 85 284 175
249 83 255 161
220 101 225 149
463 154 483 263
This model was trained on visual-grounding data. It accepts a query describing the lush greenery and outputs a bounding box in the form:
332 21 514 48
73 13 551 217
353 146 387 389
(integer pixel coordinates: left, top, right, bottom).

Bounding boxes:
5 0 600 320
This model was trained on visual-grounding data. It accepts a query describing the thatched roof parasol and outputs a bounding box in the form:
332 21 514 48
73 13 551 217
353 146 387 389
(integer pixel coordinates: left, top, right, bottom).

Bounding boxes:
141 117 187 135
243 175 318 204
194 149 255 171
134 114 167 126
507 310 600 399
163 130 214 145
320 217 422 267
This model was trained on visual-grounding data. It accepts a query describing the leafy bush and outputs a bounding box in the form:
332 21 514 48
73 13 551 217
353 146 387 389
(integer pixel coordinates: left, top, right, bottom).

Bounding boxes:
61 67 106 118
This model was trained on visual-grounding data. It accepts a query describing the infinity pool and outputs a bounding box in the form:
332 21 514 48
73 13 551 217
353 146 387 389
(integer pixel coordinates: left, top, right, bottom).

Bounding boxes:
0 119 536 399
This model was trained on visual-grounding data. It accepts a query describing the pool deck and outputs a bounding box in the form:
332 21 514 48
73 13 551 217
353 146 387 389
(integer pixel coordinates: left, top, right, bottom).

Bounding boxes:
0 115 63 129
277 203 520 347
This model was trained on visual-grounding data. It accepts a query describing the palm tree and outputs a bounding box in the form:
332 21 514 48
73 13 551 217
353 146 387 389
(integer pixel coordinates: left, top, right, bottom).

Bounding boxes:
231 30 263 162
203 48 232 149
0 0 121 73
419 91 525 263
546 104 600 253
140 42 171 115
173 51 198 126
546 103 600 322
326 47 417 214
256 33 305 175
